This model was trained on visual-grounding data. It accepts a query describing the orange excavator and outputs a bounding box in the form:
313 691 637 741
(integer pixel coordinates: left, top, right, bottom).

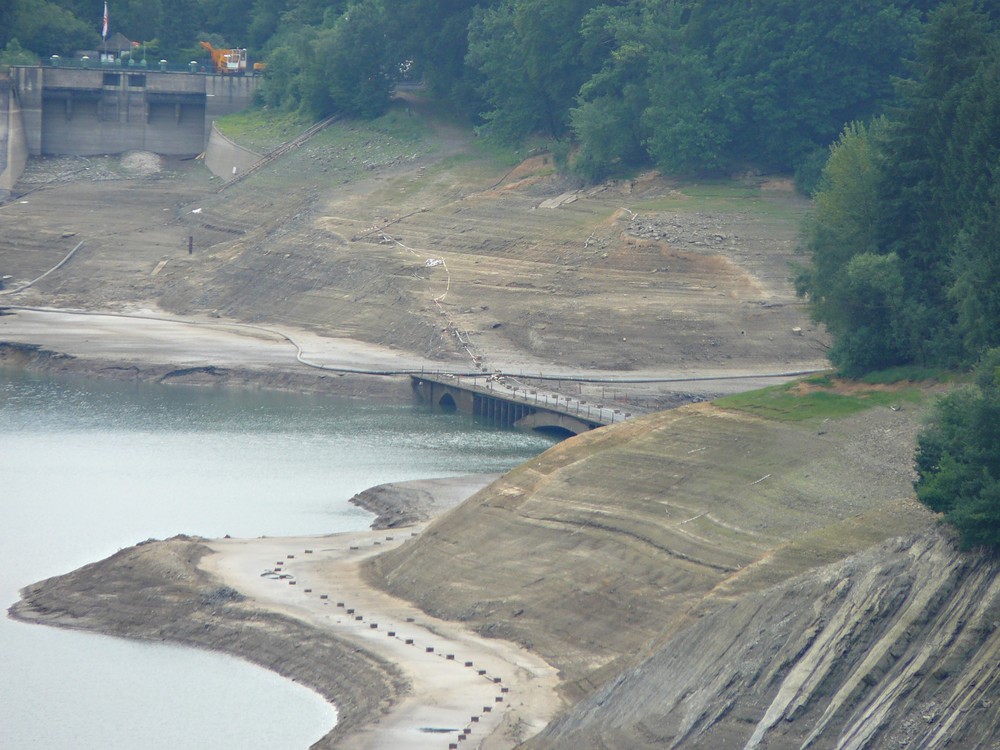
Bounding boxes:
200 41 261 75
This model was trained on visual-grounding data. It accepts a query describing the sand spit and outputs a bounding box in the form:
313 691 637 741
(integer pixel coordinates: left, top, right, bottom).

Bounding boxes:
8 478 562 750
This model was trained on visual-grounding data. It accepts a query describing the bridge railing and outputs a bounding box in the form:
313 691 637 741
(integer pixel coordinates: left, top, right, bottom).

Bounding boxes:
440 373 632 426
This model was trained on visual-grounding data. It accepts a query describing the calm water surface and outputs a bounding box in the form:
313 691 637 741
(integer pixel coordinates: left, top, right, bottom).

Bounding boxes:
0 370 553 749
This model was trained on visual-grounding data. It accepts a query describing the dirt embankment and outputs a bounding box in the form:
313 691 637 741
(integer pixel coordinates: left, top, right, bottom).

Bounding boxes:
365 402 929 702
363 400 1000 749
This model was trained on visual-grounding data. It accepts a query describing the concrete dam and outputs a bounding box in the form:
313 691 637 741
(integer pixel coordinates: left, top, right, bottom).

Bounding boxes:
1 64 258 198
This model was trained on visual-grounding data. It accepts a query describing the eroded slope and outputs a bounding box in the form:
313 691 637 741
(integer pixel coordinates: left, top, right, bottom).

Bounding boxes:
527 529 1000 750
364 402 929 701
154 104 826 375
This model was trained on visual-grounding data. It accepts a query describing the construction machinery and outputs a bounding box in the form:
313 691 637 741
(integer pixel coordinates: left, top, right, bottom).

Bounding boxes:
200 41 248 75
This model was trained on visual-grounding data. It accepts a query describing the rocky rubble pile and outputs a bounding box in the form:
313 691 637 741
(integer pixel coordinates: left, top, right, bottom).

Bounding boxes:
18 151 165 186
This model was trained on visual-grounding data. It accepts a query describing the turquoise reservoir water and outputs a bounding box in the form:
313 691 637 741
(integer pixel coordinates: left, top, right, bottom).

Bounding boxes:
0 370 553 749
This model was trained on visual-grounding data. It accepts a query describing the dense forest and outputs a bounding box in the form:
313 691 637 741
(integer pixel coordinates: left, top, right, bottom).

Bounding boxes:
799 1 1000 375
793 1 1000 548
3 1 998 542
0 0 966 184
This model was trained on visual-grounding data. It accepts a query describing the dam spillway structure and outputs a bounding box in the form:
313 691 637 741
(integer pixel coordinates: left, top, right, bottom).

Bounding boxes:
6 64 256 159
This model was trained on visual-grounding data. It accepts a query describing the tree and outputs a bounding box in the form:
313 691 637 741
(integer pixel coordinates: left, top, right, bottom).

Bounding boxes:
639 0 738 175
0 38 39 67
157 0 204 57
796 119 906 374
317 1 395 118
386 0 494 107
873 0 995 365
569 3 650 180
915 348 1000 549
10 1 97 56
621 0 923 176
643 44 734 174
466 3 537 140
800 2 1000 376
944 49 1000 354
468 0 606 141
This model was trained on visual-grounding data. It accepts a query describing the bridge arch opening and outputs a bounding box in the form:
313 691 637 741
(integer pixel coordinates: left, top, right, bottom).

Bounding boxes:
437 392 458 413
530 425 579 441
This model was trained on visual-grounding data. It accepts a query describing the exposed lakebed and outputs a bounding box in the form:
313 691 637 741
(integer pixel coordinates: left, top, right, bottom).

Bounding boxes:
0 369 552 749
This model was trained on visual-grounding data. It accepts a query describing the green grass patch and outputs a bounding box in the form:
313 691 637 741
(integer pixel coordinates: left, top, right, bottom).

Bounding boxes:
213 108 314 154
226 108 439 193
367 103 432 143
802 373 835 387
715 379 925 423
469 134 534 168
632 178 806 220
214 101 430 156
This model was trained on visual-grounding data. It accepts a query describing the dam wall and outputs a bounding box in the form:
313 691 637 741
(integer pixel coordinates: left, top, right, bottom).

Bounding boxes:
7 66 257 162
0 77 29 200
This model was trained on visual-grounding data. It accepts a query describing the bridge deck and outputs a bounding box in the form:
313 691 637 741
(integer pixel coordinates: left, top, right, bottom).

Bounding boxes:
412 373 632 433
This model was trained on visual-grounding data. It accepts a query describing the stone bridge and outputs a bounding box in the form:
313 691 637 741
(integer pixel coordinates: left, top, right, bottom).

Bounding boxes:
411 374 629 438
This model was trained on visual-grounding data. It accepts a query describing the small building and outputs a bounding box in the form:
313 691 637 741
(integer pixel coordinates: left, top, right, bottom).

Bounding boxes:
100 32 136 64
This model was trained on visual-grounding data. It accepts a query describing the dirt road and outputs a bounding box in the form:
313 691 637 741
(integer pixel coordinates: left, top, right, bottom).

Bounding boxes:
201 529 562 749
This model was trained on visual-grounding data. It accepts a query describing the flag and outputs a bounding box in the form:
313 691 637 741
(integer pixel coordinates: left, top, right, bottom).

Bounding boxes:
102 2 108 40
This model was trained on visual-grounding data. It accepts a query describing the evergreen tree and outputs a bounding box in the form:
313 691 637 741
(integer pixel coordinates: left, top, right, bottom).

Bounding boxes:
800 1 1000 374
874 0 995 365
797 119 910 374
916 348 1000 549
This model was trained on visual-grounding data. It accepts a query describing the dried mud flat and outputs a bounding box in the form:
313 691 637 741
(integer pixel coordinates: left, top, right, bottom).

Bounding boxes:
0 97 827 405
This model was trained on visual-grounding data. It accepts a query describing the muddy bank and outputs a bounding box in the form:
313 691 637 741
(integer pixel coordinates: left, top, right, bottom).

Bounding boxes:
350 475 500 529
0 340 417 402
8 537 407 749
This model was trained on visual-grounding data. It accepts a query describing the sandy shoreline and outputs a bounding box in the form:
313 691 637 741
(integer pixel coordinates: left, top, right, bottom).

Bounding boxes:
203 525 562 749
9 474 563 749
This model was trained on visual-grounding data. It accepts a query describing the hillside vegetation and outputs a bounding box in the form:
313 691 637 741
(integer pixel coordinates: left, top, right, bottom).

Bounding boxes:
2 0 970 186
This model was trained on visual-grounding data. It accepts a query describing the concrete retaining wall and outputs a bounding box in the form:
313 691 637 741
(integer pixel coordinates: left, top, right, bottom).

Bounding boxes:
204 122 263 179
0 77 29 200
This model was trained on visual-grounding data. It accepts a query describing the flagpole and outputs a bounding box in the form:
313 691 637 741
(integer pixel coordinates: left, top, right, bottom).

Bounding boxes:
102 1 108 61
